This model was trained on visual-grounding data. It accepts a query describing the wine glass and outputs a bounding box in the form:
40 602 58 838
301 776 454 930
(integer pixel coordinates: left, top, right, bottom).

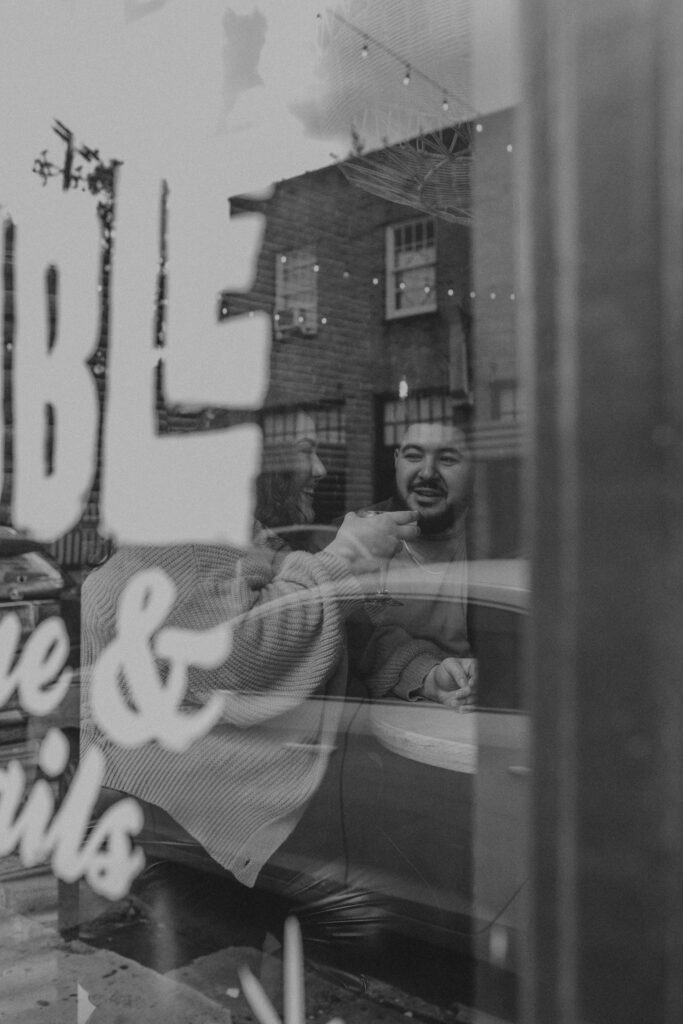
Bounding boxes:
356 510 401 603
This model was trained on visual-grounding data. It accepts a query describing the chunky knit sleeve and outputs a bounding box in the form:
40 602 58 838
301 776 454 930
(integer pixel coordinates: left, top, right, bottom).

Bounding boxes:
168 545 363 727
79 543 360 883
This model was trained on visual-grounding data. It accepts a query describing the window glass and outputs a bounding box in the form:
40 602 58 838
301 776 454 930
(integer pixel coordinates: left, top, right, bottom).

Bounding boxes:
0 3 526 1023
275 247 319 337
386 216 438 317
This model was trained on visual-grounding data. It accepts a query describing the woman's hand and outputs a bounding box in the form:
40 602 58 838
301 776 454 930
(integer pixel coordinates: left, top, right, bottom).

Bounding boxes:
324 510 419 576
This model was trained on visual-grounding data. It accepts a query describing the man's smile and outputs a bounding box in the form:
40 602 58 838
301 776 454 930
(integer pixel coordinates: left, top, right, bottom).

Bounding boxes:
411 485 445 500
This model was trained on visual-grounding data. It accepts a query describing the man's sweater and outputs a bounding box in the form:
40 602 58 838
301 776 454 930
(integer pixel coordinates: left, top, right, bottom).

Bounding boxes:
347 498 471 699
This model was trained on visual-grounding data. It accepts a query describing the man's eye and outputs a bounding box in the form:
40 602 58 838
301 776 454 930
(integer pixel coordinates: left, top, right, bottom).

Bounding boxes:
440 456 460 466
402 452 422 462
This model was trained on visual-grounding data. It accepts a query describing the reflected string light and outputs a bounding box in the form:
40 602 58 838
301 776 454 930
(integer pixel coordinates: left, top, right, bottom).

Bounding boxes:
327 9 474 117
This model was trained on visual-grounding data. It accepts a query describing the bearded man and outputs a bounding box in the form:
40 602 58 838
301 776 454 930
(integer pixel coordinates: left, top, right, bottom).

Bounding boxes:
350 419 477 707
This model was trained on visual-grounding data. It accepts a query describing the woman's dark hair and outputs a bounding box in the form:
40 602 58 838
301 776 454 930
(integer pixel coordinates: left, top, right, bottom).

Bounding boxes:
254 468 307 529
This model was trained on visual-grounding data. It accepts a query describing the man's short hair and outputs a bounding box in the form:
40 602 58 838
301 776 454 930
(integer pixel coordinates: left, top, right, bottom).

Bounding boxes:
395 411 472 449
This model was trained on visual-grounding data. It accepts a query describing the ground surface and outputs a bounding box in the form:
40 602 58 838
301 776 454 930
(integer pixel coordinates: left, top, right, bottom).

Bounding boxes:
0 856 515 1023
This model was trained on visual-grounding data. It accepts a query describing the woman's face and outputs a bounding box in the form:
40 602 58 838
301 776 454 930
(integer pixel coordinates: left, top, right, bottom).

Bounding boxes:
289 413 327 523
257 412 328 527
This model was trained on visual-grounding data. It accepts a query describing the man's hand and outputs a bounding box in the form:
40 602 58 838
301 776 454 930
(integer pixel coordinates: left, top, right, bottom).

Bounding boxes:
421 657 477 708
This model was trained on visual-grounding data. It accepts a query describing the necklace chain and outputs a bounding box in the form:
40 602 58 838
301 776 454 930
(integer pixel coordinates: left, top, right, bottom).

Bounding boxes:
402 540 446 575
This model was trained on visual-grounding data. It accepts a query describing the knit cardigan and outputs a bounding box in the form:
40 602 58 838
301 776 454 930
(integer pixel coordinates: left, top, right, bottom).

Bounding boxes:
80 541 440 885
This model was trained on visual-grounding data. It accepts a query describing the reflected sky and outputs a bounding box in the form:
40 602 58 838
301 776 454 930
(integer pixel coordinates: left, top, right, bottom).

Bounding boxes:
1 1 519 202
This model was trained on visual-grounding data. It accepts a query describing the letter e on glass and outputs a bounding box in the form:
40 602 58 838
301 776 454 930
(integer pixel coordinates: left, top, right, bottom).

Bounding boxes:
101 168 270 546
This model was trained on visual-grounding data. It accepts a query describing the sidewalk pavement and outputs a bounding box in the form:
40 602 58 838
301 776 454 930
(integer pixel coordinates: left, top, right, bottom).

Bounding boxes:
0 912 233 1023
0 858 471 1024
0 859 231 1024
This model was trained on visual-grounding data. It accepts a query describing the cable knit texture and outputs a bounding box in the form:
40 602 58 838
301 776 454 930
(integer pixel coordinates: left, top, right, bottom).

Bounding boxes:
80 542 358 885
81 541 447 885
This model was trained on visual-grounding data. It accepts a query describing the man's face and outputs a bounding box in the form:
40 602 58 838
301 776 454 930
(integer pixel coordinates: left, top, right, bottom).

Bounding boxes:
290 412 327 523
394 422 472 534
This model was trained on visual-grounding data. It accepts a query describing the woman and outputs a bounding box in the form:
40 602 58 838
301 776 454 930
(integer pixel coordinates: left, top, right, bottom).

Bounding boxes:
80 412 418 886
254 410 327 532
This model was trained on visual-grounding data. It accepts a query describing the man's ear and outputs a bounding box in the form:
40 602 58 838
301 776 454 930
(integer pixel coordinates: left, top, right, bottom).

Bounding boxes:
393 448 399 467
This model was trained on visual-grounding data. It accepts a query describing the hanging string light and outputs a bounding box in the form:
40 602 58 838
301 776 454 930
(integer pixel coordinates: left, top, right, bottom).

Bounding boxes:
326 10 475 118
279 260 520 300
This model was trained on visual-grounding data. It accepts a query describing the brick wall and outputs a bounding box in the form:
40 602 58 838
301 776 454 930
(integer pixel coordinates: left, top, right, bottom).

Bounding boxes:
225 159 471 515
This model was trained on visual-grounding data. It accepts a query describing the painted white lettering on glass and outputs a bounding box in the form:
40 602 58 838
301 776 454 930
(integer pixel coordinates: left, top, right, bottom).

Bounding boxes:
0 613 72 716
0 731 143 900
90 568 230 750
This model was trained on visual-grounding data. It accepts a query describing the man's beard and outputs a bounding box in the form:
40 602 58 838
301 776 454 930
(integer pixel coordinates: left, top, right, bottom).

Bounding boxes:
394 486 458 536
415 503 458 536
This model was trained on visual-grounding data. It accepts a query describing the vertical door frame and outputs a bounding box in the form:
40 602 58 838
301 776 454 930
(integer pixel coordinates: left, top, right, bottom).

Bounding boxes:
519 0 683 1021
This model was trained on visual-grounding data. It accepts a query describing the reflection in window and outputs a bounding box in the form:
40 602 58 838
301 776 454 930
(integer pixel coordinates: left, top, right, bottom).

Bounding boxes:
262 402 346 523
275 247 318 338
382 389 456 446
491 380 522 423
262 403 346 447
386 217 437 318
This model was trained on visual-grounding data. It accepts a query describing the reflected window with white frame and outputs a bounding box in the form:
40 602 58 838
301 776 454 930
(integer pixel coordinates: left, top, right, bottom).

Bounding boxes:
385 217 437 318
